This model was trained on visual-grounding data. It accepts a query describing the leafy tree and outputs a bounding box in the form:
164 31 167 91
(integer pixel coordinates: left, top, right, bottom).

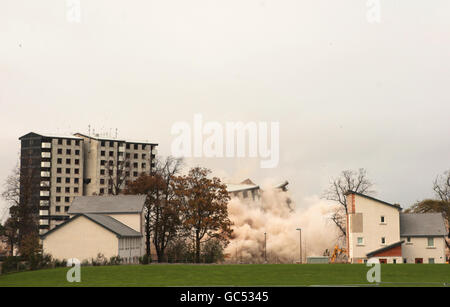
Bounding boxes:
2 218 18 256
0 223 6 255
2 163 39 253
19 232 41 260
166 238 193 263
405 199 449 222
201 238 225 263
173 167 233 263
124 156 183 262
323 168 374 238
124 173 159 259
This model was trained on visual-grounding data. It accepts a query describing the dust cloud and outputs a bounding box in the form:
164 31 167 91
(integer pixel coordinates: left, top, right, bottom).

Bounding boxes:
225 185 340 263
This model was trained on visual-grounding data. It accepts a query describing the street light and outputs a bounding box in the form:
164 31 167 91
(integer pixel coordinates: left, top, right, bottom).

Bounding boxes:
264 232 267 263
296 228 302 264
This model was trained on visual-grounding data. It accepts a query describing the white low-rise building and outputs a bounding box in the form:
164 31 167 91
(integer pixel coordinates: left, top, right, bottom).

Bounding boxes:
346 191 448 264
400 213 448 264
41 195 146 263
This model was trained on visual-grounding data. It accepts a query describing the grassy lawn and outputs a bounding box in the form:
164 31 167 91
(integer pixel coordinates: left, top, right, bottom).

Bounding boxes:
0 264 449 287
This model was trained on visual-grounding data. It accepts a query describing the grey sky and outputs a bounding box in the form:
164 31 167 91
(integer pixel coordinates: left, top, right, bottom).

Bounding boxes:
1 1 450 219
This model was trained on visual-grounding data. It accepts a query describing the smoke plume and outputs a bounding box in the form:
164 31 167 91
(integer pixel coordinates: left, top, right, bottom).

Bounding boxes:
225 184 340 263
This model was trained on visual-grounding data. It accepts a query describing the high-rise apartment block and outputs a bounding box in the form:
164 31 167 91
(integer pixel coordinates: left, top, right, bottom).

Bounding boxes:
19 132 158 234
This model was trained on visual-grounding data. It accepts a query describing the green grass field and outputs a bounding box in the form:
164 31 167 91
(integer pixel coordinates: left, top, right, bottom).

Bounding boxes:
0 264 449 287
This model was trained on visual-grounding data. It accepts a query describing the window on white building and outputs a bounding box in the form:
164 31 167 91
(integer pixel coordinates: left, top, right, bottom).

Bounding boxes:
380 216 385 223
381 237 386 244
428 258 435 264
357 237 364 245
427 237 434 247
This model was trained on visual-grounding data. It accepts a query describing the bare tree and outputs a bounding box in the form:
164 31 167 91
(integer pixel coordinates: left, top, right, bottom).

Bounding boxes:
329 206 348 239
104 157 132 195
430 170 450 252
2 166 21 208
152 156 184 261
433 170 450 203
124 156 184 262
323 168 375 238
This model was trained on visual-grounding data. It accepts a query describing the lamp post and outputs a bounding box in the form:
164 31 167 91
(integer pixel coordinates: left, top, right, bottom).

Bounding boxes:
296 228 302 264
264 232 267 263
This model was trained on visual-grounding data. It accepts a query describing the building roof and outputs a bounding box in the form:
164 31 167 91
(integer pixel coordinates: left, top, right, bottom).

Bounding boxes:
19 132 83 140
274 181 289 191
400 213 448 237
68 195 146 214
366 241 404 258
345 190 402 210
41 213 142 239
74 133 158 146
225 179 289 194
83 214 142 237
226 183 260 193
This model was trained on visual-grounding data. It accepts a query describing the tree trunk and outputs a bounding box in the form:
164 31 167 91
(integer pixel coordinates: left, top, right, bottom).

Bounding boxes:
195 230 201 263
160 247 166 262
145 211 151 259
157 250 165 263
155 243 166 263
154 239 163 263
146 233 151 258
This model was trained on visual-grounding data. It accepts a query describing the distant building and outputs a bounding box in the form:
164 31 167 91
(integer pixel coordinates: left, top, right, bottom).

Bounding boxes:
19 133 85 233
225 179 289 202
226 179 261 201
18 132 158 234
41 195 146 263
73 133 157 196
346 191 448 264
